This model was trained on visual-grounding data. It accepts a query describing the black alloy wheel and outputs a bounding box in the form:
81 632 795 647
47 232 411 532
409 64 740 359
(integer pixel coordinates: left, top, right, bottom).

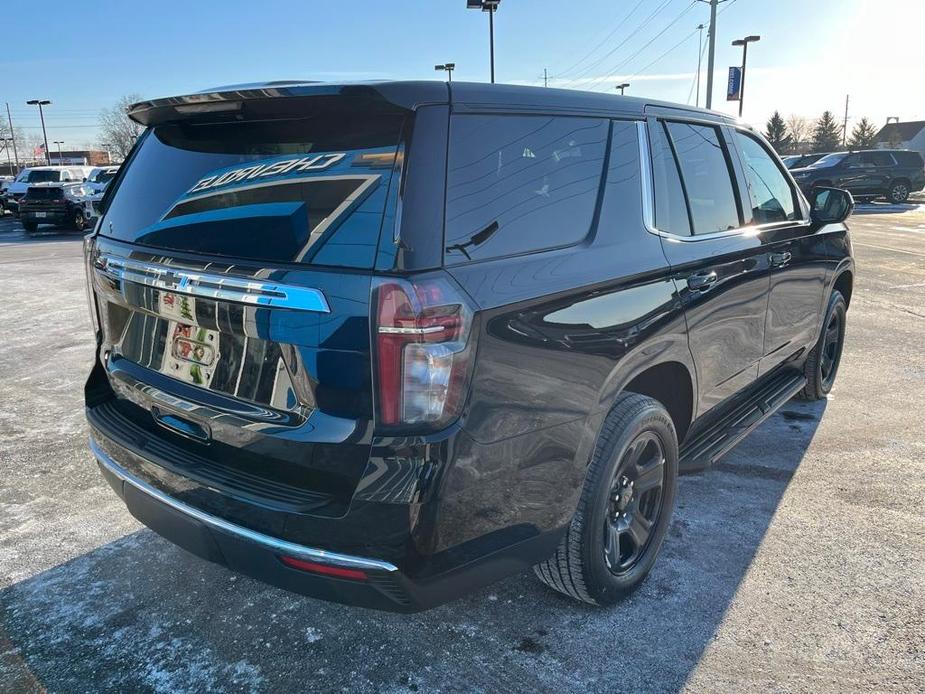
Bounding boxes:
800 289 847 400
603 431 666 575
533 393 679 605
73 209 87 232
819 305 844 390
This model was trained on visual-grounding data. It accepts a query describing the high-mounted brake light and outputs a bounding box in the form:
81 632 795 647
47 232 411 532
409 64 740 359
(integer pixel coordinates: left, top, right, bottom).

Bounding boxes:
373 276 477 429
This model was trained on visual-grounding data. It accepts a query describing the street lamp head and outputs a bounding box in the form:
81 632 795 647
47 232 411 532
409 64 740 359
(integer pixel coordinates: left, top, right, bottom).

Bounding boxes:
26 99 51 106
466 0 499 10
732 35 761 46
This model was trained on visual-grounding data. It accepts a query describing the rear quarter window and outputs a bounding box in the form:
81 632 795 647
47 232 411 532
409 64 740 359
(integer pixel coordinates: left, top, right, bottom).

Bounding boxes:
894 151 924 168
444 114 609 264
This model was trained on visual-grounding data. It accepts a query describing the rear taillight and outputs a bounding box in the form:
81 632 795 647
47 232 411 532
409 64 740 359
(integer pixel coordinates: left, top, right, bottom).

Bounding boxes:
83 234 100 336
373 275 477 429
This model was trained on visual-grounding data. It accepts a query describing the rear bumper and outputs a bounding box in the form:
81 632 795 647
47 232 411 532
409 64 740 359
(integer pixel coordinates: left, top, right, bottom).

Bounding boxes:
88 422 565 612
90 434 432 611
21 209 69 223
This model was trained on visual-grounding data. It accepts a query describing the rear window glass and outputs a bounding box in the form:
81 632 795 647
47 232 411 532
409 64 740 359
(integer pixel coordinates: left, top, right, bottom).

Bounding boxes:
25 186 63 200
101 112 404 268
444 115 609 264
25 170 60 183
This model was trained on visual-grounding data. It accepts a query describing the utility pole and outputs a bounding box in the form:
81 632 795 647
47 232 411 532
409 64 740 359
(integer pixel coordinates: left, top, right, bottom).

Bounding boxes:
5 102 20 172
544 68 548 88
842 94 850 146
700 0 727 109
696 24 705 107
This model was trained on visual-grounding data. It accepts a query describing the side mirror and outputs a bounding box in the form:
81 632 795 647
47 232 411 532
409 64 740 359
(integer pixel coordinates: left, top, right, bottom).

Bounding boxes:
83 177 88 182
810 187 853 225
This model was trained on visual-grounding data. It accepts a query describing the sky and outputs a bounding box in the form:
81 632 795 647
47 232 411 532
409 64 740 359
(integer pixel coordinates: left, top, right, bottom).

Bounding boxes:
3 0 924 149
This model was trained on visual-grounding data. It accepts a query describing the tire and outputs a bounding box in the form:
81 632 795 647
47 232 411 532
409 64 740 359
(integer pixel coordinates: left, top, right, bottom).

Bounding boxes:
800 290 847 400
533 393 679 605
72 209 87 232
22 221 38 235
888 180 910 203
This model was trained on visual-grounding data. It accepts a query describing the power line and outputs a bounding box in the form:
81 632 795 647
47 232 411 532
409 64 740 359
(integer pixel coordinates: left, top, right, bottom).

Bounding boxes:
625 26 700 84
581 0 697 92
562 0 677 86
549 0 649 80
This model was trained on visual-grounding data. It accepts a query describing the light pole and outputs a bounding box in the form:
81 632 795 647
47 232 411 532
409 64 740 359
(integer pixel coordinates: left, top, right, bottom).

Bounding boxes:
435 63 456 82
53 140 64 164
615 83 630 95
26 99 52 165
731 35 760 118
467 0 500 84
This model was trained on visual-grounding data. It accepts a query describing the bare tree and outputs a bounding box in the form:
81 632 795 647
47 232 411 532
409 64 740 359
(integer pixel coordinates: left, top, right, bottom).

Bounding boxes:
0 119 28 171
98 94 144 161
785 115 811 153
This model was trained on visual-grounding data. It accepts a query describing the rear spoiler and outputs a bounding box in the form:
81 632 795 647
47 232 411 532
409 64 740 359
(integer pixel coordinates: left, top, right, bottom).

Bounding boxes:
127 81 449 126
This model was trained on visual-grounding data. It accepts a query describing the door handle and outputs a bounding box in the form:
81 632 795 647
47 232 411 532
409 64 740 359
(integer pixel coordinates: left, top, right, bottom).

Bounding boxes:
687 271 718 291
770 251 792 267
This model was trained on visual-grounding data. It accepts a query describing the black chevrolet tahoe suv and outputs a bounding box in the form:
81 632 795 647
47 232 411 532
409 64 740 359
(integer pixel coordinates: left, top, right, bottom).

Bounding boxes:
791 148 925 203
83 81 854 612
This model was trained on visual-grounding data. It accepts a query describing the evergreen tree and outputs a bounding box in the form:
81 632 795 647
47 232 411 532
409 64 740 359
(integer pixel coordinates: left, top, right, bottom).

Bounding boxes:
764 111 791 153
812 111 843 152
848 117 878 149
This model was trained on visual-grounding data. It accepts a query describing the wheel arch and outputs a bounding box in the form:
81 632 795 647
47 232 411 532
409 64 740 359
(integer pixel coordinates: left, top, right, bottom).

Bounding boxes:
597 341 697 447
622 362 695 444
833 268 853 308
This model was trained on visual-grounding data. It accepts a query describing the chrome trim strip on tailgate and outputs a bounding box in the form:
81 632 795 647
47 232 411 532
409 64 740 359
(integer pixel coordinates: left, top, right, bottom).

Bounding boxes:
89 436 399 573
94 253 331 313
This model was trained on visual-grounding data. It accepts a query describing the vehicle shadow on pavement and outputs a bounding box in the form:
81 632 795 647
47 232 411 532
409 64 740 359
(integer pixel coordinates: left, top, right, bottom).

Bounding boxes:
852 203 921 215
0 399 826 693
0 229 85 245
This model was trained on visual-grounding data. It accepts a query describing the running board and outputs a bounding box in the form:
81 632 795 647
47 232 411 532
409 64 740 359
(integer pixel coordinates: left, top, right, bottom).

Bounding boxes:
679 369 806 473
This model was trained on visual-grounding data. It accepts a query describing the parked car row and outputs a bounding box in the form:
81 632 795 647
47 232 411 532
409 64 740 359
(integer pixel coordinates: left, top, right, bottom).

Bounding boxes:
0 164 120 233
785 149 925 203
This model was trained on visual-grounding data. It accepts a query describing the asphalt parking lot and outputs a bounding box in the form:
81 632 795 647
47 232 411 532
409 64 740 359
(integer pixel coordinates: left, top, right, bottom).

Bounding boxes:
1 202 924 693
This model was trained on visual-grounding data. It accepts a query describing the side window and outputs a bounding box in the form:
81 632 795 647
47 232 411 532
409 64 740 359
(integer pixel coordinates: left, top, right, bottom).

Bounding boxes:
866 151 894 167
733 131 798 224
444 115 609 264
649 121 691 236
665 121 741 234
